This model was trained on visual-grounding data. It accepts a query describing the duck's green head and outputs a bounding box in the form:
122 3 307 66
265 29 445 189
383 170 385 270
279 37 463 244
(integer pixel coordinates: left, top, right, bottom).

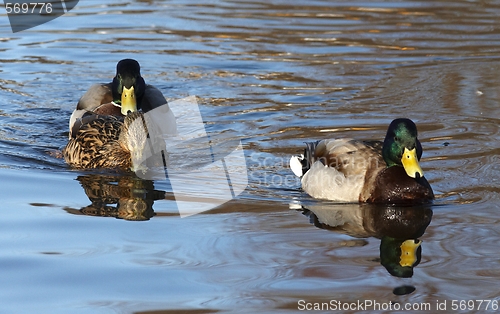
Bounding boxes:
112 59 146 115
382 118 424 178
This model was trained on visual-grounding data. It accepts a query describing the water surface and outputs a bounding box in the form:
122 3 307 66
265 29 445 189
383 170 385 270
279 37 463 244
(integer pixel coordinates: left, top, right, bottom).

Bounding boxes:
0 0 499 313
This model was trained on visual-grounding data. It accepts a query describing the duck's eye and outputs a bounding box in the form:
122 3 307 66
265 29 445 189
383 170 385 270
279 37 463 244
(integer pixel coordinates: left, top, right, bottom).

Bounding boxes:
394 136 400 142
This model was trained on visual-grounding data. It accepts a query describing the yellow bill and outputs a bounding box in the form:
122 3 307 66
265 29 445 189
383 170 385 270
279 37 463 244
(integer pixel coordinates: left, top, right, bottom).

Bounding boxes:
401 147 424 178
121 86 137 115
400 239 421 267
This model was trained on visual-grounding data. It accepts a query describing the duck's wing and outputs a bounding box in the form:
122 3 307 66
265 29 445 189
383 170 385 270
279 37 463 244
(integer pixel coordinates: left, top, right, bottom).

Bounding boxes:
313 139 383 178
297 139 385 202
142 85 167 111
77 83 114 111
141 85 177 136
68 83 114 139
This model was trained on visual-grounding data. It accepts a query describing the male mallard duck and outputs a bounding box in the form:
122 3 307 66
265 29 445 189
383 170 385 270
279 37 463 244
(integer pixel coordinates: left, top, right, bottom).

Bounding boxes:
68 58 173 139
290 118 434 204
64 59 175 170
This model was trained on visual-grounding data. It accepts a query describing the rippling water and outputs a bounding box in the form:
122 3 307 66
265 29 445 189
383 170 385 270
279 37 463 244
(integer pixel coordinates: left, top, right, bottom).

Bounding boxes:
1 0 500 313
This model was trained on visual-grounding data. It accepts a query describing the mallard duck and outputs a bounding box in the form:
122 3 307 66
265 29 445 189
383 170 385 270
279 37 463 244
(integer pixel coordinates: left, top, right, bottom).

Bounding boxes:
68 59 174 139
64 111 151 170
64 59 175 170
290 118 434 204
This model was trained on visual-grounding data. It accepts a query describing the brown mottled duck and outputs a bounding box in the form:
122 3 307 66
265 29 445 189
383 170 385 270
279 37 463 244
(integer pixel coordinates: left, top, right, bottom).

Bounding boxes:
64 111 154 170
63 59 175 171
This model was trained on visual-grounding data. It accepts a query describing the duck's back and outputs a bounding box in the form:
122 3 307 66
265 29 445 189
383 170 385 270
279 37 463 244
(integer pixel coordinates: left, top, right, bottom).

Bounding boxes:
300 139 385 202
63 116 124 169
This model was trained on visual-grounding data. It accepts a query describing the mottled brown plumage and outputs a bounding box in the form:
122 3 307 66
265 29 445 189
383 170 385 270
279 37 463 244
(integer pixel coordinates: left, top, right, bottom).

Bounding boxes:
64 59 176 170
63 112 147 170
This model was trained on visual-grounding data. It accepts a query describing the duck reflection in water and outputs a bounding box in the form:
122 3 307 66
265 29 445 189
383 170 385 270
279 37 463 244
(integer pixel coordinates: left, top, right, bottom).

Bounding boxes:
294 202 432 295
65 173 167 221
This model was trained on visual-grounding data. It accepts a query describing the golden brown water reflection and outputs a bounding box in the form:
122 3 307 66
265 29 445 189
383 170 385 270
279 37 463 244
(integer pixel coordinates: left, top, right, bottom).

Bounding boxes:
0 0 499 313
